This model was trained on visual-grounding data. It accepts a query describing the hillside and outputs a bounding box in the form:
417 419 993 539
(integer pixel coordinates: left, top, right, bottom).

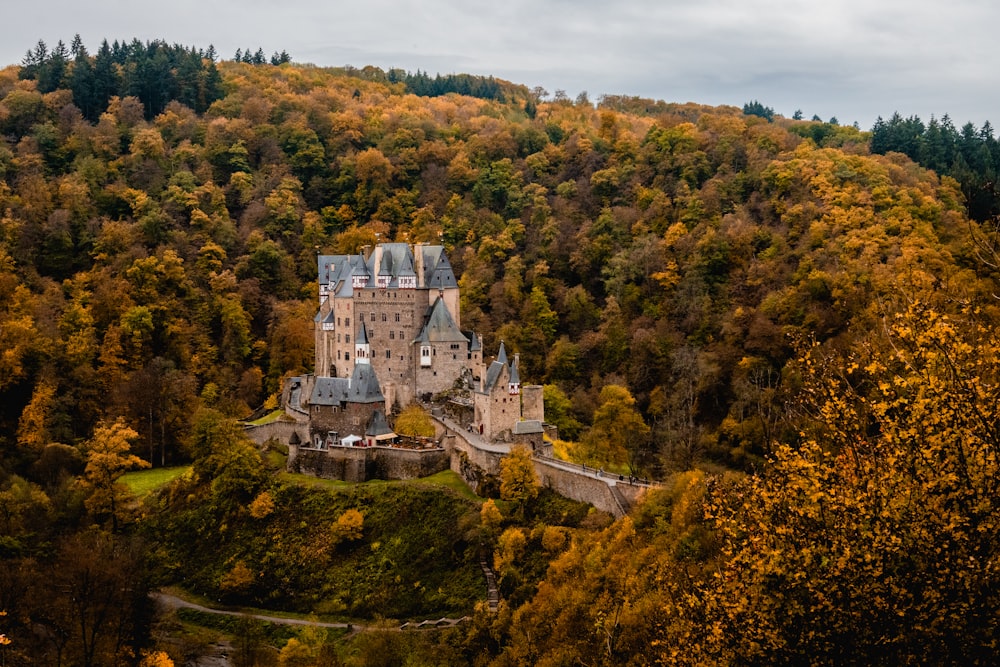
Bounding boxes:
2 43 1000 665
2 49 991 474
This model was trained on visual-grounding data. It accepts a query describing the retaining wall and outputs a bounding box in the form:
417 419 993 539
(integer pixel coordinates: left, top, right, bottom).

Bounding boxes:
288 445 449 483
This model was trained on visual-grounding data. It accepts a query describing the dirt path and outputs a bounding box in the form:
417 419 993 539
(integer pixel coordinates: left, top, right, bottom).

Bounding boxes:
152 591 469 635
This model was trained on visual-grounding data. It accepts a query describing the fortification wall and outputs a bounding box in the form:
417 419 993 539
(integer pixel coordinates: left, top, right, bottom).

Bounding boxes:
531 457 631 518
244 421 308 447
287 445 449 483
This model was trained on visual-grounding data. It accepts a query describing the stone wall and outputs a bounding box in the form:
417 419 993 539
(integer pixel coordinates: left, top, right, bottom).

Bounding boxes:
244 421 308 448
531 457 635 518
287 444 450 483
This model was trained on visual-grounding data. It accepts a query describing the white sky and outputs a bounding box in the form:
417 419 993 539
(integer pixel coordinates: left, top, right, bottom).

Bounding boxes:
3 0 997 129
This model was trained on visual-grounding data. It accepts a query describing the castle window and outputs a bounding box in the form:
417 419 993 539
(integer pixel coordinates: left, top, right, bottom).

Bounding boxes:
420 345 432 367
370 312 375 322
337 334 341 342
382 313 387 322
346 335 351 343
338 350 341 359
337 317 341 326
395 313 400 322
345 352 350 360
399 330 404 339
346 317 350 326
390 331 395 339
386 350 391 358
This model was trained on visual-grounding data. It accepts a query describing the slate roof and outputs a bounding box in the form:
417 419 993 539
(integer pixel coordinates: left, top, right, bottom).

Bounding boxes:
421 246 458 289
508 356 520 386
514 420 543 434
482 360 506 392
365 409 395 437
357 321 369 345
310 363 384 406
414 297 468 344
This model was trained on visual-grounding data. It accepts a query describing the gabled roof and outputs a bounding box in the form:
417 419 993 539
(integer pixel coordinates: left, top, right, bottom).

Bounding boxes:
310 363 384 406
346 363 383 403
482 360 506 393
466 331 482 351
421 246 458 289
414 297 468 343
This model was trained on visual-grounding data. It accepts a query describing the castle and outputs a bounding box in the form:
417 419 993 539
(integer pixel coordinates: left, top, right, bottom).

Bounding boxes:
288 242 543 450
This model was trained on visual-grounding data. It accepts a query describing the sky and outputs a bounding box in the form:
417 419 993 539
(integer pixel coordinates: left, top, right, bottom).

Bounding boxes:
2 0 998 130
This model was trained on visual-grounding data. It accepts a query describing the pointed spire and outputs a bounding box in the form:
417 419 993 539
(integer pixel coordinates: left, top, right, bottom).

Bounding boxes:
508 352 521 395
497 341 508 365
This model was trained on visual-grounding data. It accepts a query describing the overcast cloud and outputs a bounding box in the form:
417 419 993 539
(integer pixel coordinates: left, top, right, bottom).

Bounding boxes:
3 0 997 129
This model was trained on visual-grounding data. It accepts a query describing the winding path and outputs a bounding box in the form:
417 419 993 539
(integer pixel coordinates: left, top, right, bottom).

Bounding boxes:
151 592 469 635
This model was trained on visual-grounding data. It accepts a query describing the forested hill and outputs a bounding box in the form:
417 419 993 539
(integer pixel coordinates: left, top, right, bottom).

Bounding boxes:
0 47 995 477
4 42 1000 666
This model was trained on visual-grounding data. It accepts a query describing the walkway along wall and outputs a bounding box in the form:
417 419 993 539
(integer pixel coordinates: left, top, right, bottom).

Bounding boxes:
433 416 646 519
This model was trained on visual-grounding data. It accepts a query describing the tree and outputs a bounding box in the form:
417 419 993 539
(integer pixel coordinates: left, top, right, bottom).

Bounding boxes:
500 446 538 509
579 385 649 470
689 303 1000 665
80 418 149 532
393 404 435 437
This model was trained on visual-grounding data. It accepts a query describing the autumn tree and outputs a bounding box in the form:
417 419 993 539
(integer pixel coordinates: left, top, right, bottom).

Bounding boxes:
579 385 649 470
499 446 538 517
393 404 435 437
80 418 149 532
686 303 1000 665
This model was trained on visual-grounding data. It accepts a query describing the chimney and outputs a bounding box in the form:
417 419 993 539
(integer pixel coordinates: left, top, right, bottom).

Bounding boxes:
413 243 425 288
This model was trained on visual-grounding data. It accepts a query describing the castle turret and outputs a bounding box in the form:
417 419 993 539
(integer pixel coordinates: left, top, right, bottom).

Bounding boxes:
509 353 521 395
355 321 371 365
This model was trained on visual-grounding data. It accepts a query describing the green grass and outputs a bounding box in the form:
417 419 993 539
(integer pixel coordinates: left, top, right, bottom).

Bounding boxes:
248 409 286 426
123 466 190 496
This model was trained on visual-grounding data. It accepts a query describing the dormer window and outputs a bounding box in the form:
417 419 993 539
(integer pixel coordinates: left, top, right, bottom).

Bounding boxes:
420 345 432 367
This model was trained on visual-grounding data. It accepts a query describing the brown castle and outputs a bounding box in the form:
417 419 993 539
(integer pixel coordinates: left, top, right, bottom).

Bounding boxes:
287 243 543 449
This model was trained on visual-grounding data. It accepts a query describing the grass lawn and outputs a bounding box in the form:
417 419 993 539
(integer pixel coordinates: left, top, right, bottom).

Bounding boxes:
123 466 190 496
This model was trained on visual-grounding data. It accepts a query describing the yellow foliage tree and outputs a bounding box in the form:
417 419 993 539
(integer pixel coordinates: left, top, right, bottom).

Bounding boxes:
393 404 435 438
80 417 149 532
687 303 1000 665
333 508 364 543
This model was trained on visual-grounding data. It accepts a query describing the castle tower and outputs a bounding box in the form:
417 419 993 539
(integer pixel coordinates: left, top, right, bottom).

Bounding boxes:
355 321 371 365
521 385 544 422
509 353 521 395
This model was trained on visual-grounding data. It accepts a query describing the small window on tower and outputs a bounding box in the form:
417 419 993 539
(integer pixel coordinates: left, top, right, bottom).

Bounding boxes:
382 313 387 322
346 335 350 343
395 313 400 322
